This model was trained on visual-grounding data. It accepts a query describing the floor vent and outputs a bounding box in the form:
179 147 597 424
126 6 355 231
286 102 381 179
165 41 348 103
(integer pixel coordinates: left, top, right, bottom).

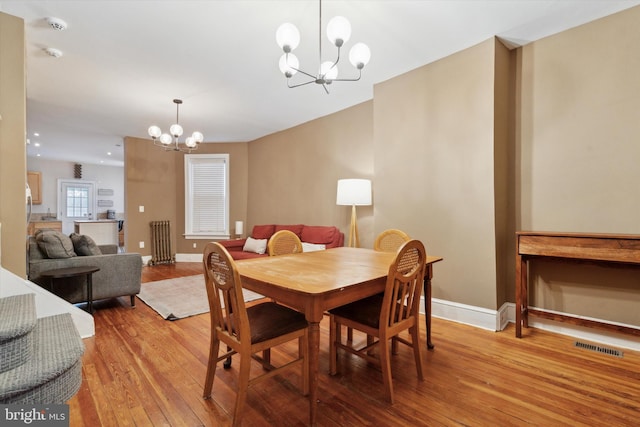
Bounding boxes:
574 341 623 358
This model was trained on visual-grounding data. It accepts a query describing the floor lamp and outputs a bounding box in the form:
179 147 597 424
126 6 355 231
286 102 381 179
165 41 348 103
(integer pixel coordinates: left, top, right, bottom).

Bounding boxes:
336 179 372 248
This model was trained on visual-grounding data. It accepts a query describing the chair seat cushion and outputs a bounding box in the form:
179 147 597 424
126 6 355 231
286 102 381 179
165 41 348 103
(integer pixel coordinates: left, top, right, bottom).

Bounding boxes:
247 302 307 344
329 294 384 329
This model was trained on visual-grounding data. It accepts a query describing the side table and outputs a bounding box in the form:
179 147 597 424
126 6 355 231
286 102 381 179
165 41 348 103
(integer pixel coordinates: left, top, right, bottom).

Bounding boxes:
40 266 100 313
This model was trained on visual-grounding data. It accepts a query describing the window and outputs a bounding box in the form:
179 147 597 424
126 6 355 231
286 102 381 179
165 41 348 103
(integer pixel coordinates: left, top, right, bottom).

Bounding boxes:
184 154 230 239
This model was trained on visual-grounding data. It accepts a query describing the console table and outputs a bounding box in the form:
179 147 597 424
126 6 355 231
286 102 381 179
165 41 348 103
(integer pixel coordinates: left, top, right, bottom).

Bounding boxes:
515 231 640 338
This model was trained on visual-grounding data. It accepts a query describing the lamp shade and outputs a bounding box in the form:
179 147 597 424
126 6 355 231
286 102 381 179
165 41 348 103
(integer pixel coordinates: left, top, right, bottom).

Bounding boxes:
235 221 244 236
336 179 372 206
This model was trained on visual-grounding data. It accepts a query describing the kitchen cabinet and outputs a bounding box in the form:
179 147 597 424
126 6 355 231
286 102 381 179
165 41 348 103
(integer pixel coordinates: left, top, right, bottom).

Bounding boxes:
28 220 62 236
27 171 42 204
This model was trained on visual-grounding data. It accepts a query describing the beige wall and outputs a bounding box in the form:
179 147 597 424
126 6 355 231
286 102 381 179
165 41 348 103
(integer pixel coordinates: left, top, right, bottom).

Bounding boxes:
519 6 640 325
373 38 503 309
247 101 374 246
0 12 27 276
124 137 248 257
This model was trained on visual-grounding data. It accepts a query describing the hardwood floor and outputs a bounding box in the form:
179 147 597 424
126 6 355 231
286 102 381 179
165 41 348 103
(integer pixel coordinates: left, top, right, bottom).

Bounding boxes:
69 263 640 426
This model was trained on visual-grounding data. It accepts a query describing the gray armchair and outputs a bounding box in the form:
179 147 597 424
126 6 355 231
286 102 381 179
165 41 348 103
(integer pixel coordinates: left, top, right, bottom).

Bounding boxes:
27 236 143 307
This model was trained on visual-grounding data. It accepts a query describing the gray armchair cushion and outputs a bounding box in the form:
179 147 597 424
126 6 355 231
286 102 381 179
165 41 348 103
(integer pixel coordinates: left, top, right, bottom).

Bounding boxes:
70 233 102 256
35 230 76 259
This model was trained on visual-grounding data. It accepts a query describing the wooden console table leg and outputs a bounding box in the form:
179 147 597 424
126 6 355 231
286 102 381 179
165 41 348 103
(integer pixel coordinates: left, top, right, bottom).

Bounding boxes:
515 254 528 338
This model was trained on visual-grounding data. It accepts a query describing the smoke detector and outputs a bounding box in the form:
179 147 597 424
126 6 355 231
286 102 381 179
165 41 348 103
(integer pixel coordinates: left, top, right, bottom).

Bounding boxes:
44 47 63 58
46 17 68 31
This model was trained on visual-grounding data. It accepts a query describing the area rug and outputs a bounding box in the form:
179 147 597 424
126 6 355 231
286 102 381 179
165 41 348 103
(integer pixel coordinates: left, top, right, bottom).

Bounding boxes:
137 275 264 320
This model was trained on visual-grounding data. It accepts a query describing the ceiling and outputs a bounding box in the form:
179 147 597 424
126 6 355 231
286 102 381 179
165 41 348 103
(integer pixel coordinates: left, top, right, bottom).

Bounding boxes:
2 0 639 167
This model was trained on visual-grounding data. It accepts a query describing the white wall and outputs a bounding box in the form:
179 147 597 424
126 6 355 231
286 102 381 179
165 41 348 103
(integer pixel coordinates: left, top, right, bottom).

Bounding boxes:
27 157 124 218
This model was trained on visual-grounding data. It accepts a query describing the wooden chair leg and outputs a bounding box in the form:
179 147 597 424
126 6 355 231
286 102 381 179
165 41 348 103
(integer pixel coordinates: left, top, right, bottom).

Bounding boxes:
329 316 338 375
262 349 271 369
223 345 232 369
233 354 251 427
410 326 424 380
203 336 220 398
347 326 353 341
367 334 375 355
379 337 394 404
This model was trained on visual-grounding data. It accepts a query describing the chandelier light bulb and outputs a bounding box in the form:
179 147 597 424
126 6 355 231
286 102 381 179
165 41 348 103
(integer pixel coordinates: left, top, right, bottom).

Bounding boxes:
192 131 204 143
326 16 351 47
148 125 162 139
159 133 172 145
170 123 183 137
279 53 299 77
320 61 338 81
349 42 371 69
185 136 196 148
276 23 300 53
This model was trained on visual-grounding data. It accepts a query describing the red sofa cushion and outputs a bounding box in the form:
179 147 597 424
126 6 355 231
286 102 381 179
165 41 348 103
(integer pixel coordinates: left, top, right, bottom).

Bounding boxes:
302 226 339 247
275 224 304 238
251 224 275 239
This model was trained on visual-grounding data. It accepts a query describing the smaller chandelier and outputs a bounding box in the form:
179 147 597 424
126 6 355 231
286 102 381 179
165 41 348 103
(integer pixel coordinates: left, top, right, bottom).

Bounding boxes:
276 0 371 94
148 99 203 152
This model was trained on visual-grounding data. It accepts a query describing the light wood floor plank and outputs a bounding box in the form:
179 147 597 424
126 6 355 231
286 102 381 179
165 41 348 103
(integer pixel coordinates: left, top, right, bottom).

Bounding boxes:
68 263 640 426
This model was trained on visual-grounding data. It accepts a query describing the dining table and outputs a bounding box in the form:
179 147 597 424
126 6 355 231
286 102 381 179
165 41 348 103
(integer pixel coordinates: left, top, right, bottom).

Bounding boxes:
236 246 443 426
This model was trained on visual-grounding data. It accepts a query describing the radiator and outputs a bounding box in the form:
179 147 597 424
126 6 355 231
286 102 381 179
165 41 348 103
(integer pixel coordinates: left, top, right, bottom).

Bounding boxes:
149 220 174 265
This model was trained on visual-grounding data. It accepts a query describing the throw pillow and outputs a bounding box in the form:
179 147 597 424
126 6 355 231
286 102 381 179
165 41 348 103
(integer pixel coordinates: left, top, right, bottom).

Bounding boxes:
243 237 268 254
302 242 326 252
70 233 102 256
35 230 77 259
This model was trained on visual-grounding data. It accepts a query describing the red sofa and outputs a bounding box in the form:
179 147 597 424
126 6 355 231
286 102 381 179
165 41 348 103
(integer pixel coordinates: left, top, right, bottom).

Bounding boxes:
219 224 344 260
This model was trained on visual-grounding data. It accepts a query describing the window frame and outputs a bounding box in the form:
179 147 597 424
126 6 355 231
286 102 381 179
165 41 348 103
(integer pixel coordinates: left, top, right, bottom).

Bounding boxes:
184 153 230 239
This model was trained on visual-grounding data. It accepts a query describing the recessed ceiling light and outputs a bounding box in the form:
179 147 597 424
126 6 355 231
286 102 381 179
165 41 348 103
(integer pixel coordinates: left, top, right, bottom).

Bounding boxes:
107 152 112 156
34 142 41 147
33 132 39 137
46 17 68 31
36 154 41 157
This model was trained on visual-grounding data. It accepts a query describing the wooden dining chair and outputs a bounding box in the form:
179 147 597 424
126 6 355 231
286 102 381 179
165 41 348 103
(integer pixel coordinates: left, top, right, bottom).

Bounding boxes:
268 229 303 256
329 239 427 404
202 242 309 426
367 229 412 344
374 229 411 253
343 229 411 342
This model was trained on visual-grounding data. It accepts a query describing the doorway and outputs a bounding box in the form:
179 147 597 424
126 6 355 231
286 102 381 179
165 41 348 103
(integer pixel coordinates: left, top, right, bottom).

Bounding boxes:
57 180 96 235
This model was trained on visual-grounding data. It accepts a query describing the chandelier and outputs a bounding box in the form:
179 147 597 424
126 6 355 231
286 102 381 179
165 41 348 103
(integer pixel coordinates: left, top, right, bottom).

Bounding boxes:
148 99 203 152
276 0 371 94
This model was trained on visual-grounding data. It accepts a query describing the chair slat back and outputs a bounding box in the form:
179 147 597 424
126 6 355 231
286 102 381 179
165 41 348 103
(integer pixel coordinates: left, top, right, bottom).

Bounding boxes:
374 229 411 253
268 230 303 256
203 242 249 343
381 239 426 328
